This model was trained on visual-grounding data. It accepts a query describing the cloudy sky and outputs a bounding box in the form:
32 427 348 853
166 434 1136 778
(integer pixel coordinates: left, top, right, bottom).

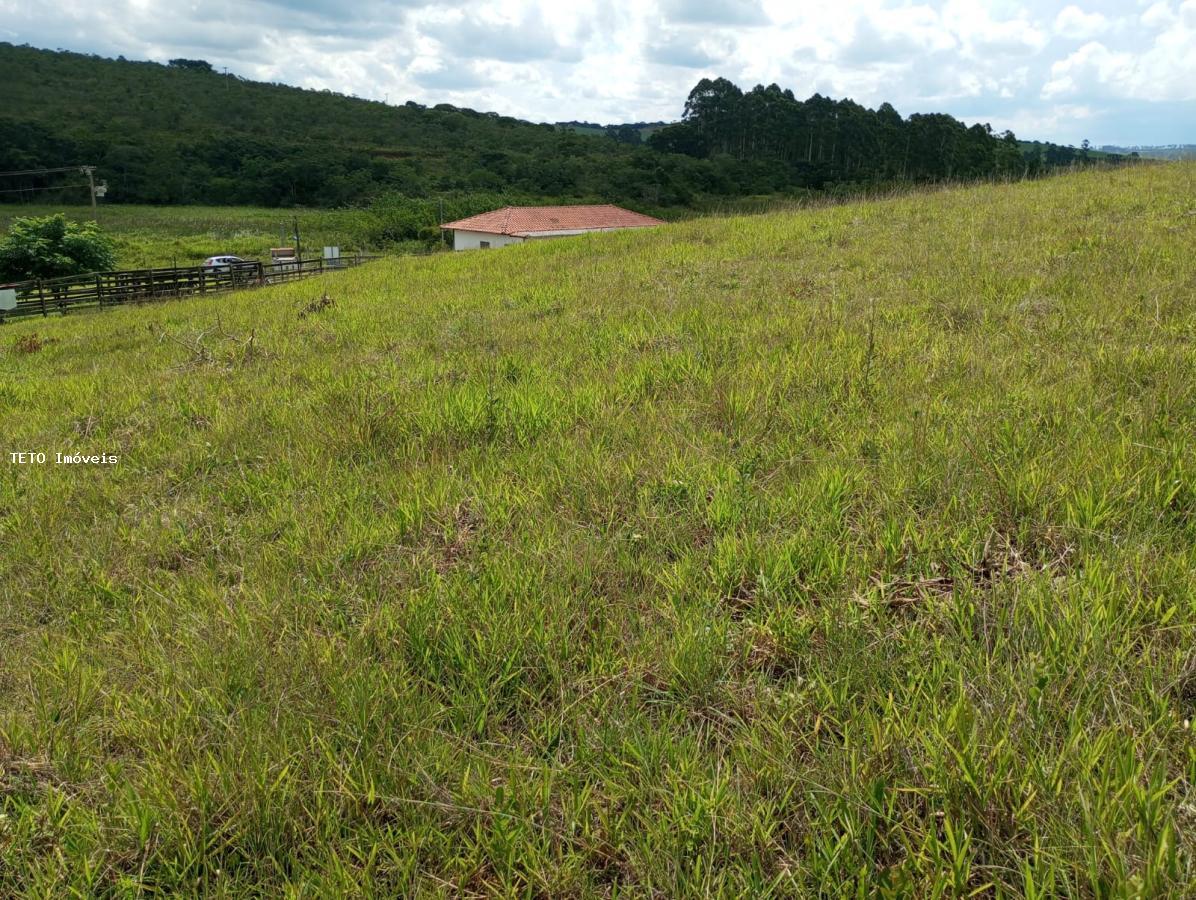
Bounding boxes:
2 0 1194 145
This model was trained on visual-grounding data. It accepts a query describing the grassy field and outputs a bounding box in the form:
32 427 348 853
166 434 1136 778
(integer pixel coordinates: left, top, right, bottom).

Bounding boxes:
0 204 376 270
2 164 1195 896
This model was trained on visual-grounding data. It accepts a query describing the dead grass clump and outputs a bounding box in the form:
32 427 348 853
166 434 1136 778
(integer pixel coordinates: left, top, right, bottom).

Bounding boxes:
737 622 798 680
148 316 267 368
437 500 480 573
0 751 65 800
869 530 1074 612
72 415 100 437
1167 654 1196 709
969 528 1074 585
299 293 336 319
721 579 757 621
11 332 59 354
1017 295 1057 320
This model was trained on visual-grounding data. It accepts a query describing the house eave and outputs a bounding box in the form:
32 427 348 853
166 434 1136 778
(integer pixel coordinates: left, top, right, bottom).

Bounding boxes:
511 225 660 237
439 225 510 236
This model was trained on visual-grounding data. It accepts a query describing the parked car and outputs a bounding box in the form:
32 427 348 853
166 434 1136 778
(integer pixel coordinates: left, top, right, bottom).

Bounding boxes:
202 255 246 272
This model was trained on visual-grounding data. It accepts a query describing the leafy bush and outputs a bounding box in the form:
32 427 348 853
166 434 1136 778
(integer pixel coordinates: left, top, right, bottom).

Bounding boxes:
0 213 117 280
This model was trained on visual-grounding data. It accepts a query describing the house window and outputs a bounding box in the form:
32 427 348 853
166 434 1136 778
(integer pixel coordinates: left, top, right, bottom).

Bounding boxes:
480 241 491 249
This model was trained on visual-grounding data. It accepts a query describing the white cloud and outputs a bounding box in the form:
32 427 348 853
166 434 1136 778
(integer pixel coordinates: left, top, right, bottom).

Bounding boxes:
1054 5 1109 39
1140 2 1175 29
1043 8 1196 103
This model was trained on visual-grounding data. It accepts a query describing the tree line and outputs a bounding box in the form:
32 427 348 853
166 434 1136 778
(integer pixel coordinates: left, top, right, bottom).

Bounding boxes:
648 78 1129 189
0 44 1130 217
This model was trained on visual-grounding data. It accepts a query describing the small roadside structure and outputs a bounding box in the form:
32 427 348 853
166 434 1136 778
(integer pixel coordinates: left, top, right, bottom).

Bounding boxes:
270 247 298 275
440 204 665 251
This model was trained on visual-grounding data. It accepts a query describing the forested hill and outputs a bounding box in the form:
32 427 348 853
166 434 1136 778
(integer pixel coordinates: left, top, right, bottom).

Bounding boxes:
648 78 1125 181
0 43 709 207
0 43 1116 209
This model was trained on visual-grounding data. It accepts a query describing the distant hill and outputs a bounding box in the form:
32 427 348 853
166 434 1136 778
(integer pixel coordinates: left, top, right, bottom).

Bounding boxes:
0 44 1121 210
0 43 714 207
1100 145 1196 160
554 121 673 143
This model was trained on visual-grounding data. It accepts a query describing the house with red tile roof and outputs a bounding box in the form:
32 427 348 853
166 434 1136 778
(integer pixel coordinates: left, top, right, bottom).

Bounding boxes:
440 204 665 251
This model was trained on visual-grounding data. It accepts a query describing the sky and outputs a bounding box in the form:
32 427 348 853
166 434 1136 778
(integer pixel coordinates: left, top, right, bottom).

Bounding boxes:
2 0 1194 146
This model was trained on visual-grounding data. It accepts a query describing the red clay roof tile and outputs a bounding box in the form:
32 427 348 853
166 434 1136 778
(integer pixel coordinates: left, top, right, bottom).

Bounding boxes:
441 204 664 236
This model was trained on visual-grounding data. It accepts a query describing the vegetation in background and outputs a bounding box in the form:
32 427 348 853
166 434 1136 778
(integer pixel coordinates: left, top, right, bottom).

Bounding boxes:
0 205 373 270
651 77 1132 185
1 164 1194 895
0 196 662 268
1100 144 1195 161
0 175 1086 270
0 44 722 208
555 120 670 143
0 43 1120 211
0 213 115 281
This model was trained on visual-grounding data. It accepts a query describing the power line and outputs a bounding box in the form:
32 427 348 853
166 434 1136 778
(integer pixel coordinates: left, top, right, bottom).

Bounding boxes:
0 165 101 206
0 166 89 178
0 183 91 194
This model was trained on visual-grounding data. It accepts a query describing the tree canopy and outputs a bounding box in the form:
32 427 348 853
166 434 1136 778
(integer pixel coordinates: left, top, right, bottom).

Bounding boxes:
0 213 116 280
0 44 1126 211
648 77 1120 186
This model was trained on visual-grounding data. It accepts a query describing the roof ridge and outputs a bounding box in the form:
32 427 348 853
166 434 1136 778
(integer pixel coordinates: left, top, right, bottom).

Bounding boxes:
439 204 666 235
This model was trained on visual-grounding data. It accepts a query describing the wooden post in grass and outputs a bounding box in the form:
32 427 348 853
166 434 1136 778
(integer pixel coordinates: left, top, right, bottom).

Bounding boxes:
38 280 46 317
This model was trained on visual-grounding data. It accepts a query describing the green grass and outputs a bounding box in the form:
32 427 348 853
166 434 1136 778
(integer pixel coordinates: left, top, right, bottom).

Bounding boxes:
2 164 1195 896
0 204 376 270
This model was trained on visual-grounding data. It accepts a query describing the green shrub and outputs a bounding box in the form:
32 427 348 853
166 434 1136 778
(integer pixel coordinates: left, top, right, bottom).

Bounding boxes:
0 213 117 280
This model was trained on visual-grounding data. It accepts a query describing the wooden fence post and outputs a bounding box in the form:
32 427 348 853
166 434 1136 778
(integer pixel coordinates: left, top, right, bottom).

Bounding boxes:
16 252 371 321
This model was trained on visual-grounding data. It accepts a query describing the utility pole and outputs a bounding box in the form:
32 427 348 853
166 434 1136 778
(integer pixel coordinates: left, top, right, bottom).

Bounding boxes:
0 166 101 204
81 166 97 209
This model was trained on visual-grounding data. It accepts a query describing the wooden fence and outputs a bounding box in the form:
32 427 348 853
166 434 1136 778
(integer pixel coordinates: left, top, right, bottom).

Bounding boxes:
0 253 380 321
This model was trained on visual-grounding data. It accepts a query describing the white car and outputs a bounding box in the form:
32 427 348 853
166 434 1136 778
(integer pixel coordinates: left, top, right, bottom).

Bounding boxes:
202 255 246 272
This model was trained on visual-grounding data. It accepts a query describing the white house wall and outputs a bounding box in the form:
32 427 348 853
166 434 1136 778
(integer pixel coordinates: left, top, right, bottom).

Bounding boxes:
451 225 660 250
453 230 525 251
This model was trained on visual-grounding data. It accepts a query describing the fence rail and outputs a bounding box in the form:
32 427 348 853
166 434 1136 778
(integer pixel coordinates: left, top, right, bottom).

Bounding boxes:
0 253 380 321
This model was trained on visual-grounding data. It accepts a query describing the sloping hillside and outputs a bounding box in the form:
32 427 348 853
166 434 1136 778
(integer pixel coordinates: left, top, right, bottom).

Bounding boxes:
0 43 715 206
0 45 1100 210
1 165 1194 895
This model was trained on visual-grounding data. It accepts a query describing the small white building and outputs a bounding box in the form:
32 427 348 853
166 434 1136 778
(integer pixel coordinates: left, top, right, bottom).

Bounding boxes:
441 204 665 251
